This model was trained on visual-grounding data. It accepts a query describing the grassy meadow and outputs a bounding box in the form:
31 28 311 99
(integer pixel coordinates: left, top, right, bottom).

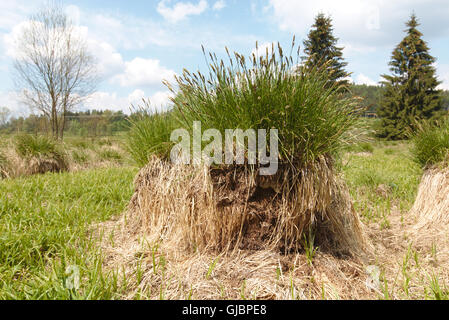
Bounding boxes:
0 165 137 299
2 1 449 302
1 134 447 299
1 46 448 300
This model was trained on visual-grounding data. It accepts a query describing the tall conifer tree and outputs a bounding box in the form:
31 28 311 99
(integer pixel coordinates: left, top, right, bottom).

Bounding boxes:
378 14 442 139
302 13 349 87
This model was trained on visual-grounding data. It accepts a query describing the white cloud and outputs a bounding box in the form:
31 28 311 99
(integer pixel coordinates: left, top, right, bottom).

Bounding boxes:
251 42 275 58
84 91 128 113
213 0 226 11
112 57 176 88
3 21 30 59
0 1 35 30
65 4 81 25
267 0 449 50
128 89 146 106
268 0 381 34
149 91 173 109
354 73 378 86
87 37 125 79
437 63 449 90
128 89 173 110
157 0 208 23
84 90 173 113
0 91 28 117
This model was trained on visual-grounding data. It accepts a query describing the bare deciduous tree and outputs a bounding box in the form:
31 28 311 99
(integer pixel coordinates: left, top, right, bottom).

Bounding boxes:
13 2 97 139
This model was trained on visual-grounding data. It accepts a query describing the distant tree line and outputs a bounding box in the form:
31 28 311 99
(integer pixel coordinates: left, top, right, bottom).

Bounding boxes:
349 85 449 117
349 84 384 114
0 109 131 137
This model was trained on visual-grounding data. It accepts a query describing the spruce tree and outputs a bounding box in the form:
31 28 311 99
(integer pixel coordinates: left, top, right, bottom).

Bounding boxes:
378 14 442 140
302 13 349 87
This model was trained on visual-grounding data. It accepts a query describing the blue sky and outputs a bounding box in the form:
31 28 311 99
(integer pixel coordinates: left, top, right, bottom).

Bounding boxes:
1 0 449 116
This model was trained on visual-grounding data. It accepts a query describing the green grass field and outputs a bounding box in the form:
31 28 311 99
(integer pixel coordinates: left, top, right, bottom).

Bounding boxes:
0 166 137 299
1 140 448 300
342 141 422 225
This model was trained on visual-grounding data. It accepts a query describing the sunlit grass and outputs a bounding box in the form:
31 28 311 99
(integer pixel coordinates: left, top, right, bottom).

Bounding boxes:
0 167 137 299
342 141 422 223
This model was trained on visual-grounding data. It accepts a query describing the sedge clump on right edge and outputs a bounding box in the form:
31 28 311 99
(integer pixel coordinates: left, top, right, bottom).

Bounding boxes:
410 118 449 233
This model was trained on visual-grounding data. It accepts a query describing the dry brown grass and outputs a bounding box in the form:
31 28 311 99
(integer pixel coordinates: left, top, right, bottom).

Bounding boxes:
410 167 449 231
27 155 68 175
125 156 368 257
97 199 449 300
0 147 26 178
0 151 9 179
94 157 378 299
0 148 68 177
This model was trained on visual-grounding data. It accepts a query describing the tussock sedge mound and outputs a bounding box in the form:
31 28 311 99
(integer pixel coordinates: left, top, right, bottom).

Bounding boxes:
96 157 376 300
96 42 449 299
409 118 449 243
0 148 68 178
127 157 367 257
97 41 376 299
13 134 68 176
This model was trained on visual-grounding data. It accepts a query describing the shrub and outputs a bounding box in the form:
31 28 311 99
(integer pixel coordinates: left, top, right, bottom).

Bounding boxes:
411 118 449 167
126 102 177 167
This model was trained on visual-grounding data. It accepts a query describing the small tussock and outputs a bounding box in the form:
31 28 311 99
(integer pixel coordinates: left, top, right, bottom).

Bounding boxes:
126 157 368 257
14 134 68 175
